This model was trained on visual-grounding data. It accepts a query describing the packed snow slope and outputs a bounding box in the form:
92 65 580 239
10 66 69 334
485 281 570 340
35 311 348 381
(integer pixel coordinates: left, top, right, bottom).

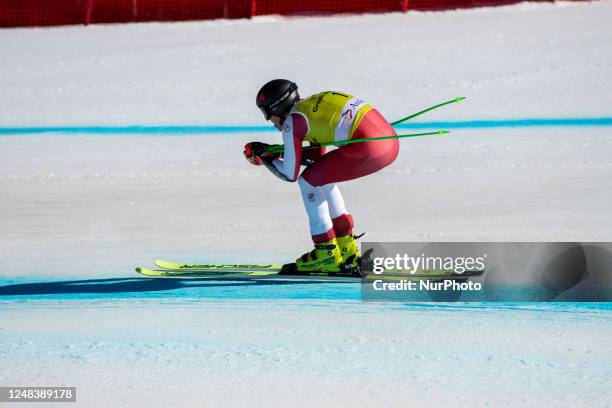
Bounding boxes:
1 1 612 277
1 1 612 407
2 301 611 408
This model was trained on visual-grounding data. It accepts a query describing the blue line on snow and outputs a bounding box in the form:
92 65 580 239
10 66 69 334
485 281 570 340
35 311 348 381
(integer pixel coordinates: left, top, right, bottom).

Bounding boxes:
0 118 611 135
1 277 611 310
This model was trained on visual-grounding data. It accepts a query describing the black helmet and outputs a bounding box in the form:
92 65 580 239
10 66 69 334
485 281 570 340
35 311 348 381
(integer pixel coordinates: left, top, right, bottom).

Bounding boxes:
256 79 299 120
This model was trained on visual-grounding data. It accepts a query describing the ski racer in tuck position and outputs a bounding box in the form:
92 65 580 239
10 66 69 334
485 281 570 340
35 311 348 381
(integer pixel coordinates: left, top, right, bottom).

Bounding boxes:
244 79 399 274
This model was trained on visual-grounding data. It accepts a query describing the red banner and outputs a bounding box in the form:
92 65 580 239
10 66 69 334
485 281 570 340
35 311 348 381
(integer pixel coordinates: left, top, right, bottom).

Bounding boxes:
0 0 573 28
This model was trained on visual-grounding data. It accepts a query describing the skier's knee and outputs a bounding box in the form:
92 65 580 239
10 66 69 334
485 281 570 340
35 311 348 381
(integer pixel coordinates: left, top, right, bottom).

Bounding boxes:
298 175 313 193
299 170 324 189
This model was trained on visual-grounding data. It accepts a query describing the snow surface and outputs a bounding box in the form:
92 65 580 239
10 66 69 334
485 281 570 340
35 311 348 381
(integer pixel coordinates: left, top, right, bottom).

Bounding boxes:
1 1 612 407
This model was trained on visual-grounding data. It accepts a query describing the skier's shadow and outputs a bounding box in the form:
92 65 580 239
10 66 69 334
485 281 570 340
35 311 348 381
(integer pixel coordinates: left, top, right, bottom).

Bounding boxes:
0 277 322 297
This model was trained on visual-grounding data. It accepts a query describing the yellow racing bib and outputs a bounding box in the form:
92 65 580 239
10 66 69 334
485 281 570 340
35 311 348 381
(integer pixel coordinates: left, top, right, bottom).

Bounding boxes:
292 91 372 144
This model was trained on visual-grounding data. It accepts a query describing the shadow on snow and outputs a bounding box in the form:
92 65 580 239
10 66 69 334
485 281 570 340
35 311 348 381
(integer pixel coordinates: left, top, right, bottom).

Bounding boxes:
0 277 323 296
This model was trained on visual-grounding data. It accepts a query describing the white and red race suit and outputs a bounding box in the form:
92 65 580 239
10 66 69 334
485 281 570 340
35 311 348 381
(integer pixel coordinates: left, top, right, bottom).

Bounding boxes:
267 91 399 243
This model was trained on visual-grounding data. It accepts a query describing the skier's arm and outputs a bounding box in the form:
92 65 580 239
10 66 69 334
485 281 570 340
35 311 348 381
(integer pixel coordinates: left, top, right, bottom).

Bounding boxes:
264 113 306 182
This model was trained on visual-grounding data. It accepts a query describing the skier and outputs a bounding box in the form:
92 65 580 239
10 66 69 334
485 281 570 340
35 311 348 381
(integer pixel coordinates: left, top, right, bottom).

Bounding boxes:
244 79 399 273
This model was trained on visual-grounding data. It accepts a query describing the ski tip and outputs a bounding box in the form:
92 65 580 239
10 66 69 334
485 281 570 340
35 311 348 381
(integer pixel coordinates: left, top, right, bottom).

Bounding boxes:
135 267 164 276
437 129 450 135
455 96 466 103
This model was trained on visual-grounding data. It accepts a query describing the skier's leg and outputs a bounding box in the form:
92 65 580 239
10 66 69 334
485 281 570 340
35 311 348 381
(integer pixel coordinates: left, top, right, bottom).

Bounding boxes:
321 183 354 237
299 108 399 270
300 108 398 234
317 183 360 270
295 176 342 272
297 180 354 239
298 176 335 243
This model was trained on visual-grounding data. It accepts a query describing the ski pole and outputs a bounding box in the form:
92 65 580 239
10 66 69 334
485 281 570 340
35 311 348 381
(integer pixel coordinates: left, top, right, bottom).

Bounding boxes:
391 96 465 126
265 130 448 154
264 97 464 154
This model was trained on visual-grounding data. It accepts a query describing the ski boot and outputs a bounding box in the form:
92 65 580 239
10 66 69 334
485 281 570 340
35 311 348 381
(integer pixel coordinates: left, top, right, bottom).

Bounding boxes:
293 238 343 273
336 234 361 275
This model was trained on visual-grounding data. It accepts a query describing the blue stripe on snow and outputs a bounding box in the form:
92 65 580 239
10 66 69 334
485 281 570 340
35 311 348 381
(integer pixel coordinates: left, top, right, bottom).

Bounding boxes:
0 117 611 136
